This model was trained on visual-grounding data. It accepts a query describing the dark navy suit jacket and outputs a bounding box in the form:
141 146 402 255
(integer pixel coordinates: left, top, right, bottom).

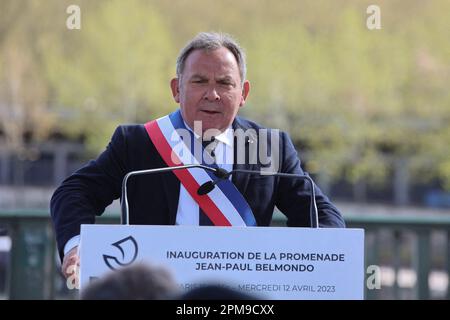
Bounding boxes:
51 115 345 259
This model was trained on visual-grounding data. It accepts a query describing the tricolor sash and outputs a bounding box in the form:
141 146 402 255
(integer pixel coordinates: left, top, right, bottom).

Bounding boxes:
144 109 256 226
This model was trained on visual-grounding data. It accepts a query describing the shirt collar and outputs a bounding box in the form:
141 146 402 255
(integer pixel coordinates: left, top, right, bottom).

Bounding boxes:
182 119 233 147
214 128 233 147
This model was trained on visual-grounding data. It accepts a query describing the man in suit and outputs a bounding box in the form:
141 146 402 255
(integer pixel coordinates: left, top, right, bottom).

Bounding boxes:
51 32 345 279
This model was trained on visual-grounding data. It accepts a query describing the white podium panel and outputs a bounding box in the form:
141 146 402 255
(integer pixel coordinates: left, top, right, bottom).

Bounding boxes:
80 225 364 299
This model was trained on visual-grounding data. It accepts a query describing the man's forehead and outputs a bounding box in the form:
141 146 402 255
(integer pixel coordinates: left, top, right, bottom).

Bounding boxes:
184 48 239 70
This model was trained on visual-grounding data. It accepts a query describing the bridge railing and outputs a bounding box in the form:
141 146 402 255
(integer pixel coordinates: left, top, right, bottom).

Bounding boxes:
0 210 449 299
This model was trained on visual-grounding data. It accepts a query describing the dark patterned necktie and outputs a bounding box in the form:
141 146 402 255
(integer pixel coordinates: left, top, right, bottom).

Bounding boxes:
199 137 218 225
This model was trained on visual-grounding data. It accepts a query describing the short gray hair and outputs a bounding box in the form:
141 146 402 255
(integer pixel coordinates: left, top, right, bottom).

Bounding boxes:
176 32 247 85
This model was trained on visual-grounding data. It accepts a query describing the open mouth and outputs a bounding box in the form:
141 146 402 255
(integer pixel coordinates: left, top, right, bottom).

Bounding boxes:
201 110 220 115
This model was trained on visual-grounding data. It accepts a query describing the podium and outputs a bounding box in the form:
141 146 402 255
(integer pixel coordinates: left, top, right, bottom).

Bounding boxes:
79 225 364 299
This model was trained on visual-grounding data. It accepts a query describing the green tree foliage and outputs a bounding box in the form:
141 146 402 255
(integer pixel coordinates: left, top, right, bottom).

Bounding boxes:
239 1 450 188
0 0 59 157
44 0 175 151
0 0 449 189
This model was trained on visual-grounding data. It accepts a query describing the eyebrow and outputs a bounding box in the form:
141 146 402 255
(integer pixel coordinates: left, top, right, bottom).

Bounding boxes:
216 75 234 82
189 74 208 81
189 74 235 82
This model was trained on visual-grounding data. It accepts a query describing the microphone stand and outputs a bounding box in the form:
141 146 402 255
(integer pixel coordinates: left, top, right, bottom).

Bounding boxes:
121 164 219 224
197 169 319 228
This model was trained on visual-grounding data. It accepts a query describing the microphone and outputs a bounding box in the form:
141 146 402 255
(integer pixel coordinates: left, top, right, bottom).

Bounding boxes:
196 168 231 195
120 164 222 225
197 169 319 228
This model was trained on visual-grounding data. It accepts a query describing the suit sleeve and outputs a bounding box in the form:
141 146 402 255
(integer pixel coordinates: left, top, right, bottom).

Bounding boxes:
275 131 345 228
50 126 129 260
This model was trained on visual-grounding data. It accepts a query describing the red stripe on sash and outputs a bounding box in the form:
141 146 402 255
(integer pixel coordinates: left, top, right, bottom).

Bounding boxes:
145 120 231 226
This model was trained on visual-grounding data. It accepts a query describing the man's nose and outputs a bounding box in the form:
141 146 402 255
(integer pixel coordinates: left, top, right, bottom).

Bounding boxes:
203 86 220 101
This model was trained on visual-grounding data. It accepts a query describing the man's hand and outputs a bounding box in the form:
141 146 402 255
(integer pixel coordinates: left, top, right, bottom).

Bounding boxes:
62 246 79 279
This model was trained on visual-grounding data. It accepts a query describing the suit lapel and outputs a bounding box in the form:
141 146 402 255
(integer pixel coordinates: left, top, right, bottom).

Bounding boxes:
232 117 258 196
232 163 253 196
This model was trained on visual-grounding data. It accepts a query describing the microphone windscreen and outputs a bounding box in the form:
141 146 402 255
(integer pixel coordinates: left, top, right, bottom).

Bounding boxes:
197 181 215 195
214 168 229 179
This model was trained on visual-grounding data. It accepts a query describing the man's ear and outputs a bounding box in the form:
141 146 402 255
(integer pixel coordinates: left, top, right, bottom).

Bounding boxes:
170 78 180 103
239 80 250 107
